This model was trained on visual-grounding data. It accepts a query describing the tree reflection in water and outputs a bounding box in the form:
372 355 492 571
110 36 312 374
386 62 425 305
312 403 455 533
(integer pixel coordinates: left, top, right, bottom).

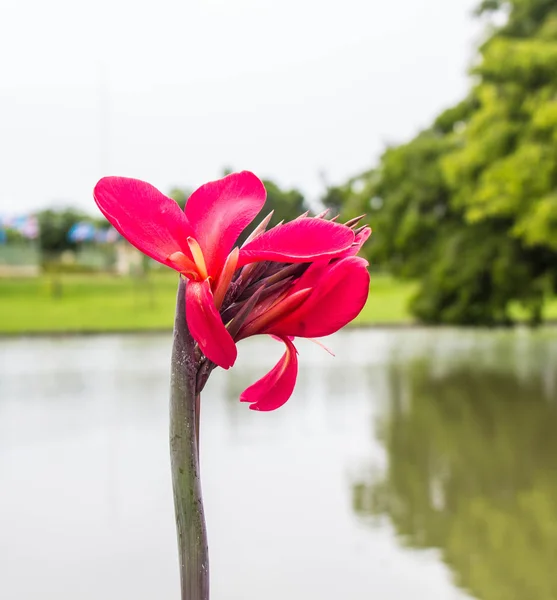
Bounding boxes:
353 341 557 600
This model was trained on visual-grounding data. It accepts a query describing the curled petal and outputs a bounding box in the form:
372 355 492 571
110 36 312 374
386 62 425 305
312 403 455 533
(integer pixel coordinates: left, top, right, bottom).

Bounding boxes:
185 279 237 369
185 171 266 277
237 218 355 267
240 337 298 411
93 177 193 267
268 257 370 338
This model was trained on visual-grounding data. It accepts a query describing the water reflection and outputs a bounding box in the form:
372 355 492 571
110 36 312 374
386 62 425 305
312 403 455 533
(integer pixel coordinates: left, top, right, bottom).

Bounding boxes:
1 329 555 599
353 329 557 600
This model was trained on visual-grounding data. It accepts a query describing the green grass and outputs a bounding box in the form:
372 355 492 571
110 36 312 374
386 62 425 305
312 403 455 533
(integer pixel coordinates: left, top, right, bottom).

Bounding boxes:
353 274 416 325
0 273 178 334
0 272 556 334
546 298 557 320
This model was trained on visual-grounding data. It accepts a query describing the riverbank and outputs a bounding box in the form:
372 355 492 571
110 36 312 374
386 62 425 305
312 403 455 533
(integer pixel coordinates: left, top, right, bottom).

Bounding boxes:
1 273 555 335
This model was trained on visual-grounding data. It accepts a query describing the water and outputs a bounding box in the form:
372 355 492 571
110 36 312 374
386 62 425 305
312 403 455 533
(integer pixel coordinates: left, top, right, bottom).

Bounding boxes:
1 328 556 600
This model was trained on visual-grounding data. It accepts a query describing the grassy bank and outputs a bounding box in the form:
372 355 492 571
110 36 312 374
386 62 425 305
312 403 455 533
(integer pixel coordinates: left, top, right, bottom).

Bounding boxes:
1 273 556 335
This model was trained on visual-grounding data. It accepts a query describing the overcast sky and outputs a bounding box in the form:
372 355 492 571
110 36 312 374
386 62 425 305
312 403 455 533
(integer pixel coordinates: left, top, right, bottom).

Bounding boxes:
0 0 482 214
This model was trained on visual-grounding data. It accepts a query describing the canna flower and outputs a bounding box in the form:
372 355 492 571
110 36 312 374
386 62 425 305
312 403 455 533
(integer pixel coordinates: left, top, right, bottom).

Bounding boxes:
94 171 371 410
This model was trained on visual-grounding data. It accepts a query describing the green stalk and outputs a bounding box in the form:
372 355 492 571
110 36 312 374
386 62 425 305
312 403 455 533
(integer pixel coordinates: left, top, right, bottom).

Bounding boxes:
170 277 209 600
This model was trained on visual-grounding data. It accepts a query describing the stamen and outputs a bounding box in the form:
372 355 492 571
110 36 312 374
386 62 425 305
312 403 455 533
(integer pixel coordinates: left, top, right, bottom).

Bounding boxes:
308 338 335 356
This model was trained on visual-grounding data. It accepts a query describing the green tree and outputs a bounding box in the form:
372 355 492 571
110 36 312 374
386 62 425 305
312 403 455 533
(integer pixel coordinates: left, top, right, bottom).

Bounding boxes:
260 179 306 226
350 0 557 324
321 185 349 216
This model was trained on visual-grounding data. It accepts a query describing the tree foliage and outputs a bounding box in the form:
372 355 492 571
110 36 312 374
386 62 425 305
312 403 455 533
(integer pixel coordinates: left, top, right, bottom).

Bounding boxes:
260 179 306 226
343 0 557 324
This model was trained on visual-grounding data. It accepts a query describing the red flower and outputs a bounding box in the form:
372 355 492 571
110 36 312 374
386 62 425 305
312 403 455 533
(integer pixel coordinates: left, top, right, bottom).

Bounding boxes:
94 171 370 410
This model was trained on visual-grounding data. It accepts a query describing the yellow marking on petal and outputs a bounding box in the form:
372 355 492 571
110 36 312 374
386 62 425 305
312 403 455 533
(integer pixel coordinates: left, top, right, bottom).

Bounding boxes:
187 237 209 280
214 247 239 310
168 251 201 280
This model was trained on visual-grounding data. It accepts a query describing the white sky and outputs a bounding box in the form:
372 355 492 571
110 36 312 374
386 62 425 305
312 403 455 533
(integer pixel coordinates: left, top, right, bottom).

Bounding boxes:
0 0 481 214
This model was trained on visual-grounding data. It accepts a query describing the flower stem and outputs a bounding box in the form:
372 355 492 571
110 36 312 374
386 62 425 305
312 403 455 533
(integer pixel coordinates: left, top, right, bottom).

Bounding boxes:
170 277 209 600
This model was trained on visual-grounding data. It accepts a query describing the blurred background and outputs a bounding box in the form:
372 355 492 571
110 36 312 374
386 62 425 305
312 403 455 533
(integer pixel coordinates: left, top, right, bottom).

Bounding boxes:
1 0 557 598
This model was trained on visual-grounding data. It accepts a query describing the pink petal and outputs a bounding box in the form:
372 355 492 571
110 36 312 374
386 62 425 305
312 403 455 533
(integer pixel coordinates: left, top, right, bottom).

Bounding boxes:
185 172 266 277
270 334 295 342
267 256 370 338
94 177 194 268
240 337 298 411
237 218 355 267
185 279 237 369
